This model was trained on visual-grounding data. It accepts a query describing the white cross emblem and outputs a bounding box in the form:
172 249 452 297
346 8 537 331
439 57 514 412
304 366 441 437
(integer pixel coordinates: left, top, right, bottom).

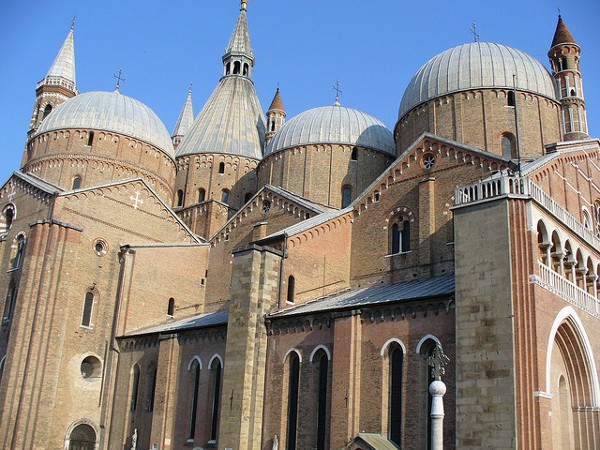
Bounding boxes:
7 184 16 201
130 191 144 209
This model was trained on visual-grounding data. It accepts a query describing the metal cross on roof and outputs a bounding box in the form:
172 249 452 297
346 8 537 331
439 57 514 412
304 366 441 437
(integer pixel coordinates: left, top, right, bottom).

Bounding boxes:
427 342 450 381
113 68 126 92
332 80 343 105
469 21 480 42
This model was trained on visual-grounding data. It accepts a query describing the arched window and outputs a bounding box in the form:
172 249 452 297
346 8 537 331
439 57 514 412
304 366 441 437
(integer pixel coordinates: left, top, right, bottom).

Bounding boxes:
419 339 438 450
176 190 184 207
570 89 576 97
225 62 231 75
315 351 329 450
1 204 15 234
221 189 229 205
243 63 249 76
594 201 600 238
286 352 300 450
42 104 53 120
72 176 82 189
146 364 157 412
11 234 26 269
501 133 516 159
87 131 94 146
167 298 175 316
507 91 515 107
233 61 241 75
3 283 17 324
198 188 206 203
130 365 141 412
81 291 94 328
582 209 591 229
218 162 225 174
388 344 404 445
270 120 276 132
209 358 222 442
68 424 96 450
287 275 295 303
351 147 358 161
244 192 253 204
390 218 410 254
342 185 352 208
189 359 201 440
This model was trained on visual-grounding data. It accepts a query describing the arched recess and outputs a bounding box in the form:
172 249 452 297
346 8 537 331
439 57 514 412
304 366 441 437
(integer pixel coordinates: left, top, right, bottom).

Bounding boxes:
546 307 600 447
65 419 99 450
309 345 331 362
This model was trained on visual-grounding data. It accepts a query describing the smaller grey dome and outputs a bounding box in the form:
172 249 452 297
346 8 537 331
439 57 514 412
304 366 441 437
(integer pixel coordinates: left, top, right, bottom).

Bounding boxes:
266 105 395 156
36 91 174 159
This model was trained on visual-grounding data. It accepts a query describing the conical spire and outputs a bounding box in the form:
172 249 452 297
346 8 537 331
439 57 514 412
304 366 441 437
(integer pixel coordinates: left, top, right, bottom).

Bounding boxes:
224 2 254 60
267 88 285 113
172 85 195 139
45 26 77 90
551 15 577 48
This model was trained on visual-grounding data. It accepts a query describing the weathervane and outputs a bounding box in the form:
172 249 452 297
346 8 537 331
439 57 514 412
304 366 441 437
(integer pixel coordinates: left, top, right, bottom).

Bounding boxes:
113 68 126 92
332 80 343 106
71 16 76 31
469 21 480 42
427 342 450 381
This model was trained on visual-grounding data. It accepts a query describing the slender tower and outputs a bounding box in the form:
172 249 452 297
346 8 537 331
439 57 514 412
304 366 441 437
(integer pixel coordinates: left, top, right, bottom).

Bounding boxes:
265 88 285 143
548 15 589 141
172 85 194 149
27 21 78 140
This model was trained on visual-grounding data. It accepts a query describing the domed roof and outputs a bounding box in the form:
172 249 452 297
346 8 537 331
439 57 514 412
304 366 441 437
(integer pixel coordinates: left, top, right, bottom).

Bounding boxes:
399 42 557 118
35 91 174 158
265 105 395 156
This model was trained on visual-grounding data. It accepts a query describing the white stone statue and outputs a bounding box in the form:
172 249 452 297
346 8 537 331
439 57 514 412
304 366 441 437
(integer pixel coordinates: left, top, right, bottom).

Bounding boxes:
131 428 137 450
272 434 279 450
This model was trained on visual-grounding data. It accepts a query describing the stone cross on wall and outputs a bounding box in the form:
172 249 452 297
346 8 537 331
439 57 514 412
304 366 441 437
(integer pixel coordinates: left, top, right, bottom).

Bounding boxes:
427 342 450 381
130 191 144 209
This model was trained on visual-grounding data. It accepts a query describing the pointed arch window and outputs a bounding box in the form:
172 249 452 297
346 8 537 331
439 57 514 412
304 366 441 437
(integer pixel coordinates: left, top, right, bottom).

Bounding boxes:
146 364 157 411
286 352 300 450
501 132 516 159
390 218 410 254
209 358 222 442
81 291 95 328
342 185 352 208
218 162 225 174
221 189 229 205
3 283 17 324
130 365 141 412
198 188 206 203
287 275 295 303
87 131 94 146
314 350 329 450
243 63 249 77
167 298 175 317
42 104 53 120
594 201 600 238
189 359 201 440
233 61 241 75
176 190 184 207
388 344 404 445
1 204 15 235
11 234 26 269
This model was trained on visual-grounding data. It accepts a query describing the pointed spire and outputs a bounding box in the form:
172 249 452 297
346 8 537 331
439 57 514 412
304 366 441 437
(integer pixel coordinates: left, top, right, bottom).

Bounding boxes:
551 15 577 48
267 88 285 113
45 25 77 90
172 85 195 143
224 1 254 62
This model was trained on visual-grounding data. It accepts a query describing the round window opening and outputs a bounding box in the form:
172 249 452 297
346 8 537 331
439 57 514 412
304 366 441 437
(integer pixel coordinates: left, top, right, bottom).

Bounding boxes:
93 239 108 256
80 355 101 379
422 153 436 170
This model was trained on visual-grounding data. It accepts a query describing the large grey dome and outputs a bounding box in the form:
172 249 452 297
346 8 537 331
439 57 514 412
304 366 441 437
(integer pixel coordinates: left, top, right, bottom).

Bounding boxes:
266 105 395 156
399 42 557 118
35 91 175 159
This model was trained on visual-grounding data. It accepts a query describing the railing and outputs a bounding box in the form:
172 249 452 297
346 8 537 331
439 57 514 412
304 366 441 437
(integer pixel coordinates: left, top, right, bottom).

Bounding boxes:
455 175 600 250
532 262 600 318
36 76 76 92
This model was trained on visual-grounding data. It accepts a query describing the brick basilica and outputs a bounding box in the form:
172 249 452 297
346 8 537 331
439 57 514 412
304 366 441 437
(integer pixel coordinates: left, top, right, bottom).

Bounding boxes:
0 2 599 449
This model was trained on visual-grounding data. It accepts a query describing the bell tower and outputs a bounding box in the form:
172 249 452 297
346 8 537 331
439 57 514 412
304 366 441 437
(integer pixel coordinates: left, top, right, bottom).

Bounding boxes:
548 15 589 141
27 21 78 140
265 88 285 143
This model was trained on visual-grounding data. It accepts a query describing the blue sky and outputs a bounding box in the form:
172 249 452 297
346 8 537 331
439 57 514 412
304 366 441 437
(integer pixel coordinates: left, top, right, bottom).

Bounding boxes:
1 0 599 183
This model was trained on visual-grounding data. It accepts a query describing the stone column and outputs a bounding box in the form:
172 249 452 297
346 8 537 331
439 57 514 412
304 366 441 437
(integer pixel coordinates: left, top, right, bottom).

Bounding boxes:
429 380 447 450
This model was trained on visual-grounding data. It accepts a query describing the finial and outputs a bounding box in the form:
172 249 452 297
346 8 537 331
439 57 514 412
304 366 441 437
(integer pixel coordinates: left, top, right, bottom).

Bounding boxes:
189 82 193 94
557 6 561 17
332 80 343 106
71 16 76 31
469 21 480 42
427 342 450 381
241 0 248 11
113 68 126 92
